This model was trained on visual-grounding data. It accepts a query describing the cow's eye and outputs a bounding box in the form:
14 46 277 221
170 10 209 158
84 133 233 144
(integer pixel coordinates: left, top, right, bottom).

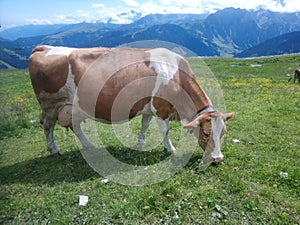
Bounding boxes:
203 131 210 138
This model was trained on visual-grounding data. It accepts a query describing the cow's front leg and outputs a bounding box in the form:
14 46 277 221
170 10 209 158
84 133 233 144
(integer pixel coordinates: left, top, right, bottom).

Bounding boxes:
41 117 60 155
156 117 176 152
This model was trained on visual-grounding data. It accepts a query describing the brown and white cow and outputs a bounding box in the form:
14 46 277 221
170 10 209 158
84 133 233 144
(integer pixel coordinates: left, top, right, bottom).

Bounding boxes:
288 68 300 83
28 45 235 163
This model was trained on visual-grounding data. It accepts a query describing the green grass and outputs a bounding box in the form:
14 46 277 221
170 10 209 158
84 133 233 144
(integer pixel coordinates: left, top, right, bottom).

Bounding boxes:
1 55 300 224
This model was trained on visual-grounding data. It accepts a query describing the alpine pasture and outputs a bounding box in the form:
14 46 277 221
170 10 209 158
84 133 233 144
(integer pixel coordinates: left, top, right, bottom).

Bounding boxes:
0 54 299 224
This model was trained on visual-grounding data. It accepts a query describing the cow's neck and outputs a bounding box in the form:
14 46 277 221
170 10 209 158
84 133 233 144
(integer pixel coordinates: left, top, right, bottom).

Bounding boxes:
179 77 212 122
190 86 212 118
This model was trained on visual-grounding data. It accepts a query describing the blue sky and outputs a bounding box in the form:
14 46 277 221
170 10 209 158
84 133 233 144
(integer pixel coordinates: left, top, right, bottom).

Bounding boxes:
0 0 298 28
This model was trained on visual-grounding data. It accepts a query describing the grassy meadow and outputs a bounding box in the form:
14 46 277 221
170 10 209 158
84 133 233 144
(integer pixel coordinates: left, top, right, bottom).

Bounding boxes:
0 55 299 224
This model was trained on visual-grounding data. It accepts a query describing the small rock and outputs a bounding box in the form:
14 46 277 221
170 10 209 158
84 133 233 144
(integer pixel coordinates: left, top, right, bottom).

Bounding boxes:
101 179 109 184
173 211 179 220
280 172 288 179
78 195 88 207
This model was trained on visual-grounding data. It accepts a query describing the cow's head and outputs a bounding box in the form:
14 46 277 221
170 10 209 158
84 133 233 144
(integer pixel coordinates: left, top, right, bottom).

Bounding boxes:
183 111 235 163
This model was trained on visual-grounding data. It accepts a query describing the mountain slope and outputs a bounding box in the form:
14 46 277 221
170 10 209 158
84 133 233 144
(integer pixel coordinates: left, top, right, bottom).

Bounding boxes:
235 31 300 57
0 24 76 41
92 24 218 56
0 38 28 69
189 8 300 56
125 13 208 29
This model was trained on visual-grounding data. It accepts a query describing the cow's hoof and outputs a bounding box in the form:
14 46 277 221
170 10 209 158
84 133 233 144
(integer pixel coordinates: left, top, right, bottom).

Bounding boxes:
211 157 223 166
134 142 143 150
164 147 176 153
50 152 61 157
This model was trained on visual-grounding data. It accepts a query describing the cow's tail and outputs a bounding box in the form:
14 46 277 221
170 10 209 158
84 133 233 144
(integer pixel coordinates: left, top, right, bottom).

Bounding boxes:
31 45 48 54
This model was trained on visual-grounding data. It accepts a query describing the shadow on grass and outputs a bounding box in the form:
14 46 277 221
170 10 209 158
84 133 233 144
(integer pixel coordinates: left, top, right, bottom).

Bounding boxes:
0 150 98 185
79 145 208 185
0 146 203 186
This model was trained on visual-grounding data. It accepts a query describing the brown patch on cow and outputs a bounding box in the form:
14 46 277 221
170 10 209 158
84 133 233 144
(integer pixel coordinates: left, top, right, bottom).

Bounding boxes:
176 58 212 110
69 47 111 85
28 46 69 95
71 48 151 86
72 48 156 122
129 97 152 119
94 62 156 121
153 97 174 120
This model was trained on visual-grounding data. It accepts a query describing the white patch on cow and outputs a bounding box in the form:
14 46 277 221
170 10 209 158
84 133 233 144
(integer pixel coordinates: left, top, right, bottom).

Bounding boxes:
147 48 181 114
211 117 224 159
62 64 76 97
148 48 180 96
65 64 89 121
138 103 152 115
61 64 94 148
45 46 75 57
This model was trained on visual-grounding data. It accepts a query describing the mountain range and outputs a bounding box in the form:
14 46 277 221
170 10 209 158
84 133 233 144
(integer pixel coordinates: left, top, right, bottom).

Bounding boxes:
1 8 300 69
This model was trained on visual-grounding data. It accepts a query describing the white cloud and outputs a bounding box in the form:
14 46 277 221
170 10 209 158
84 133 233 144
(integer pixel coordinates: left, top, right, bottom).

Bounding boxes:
158 0 171 6
200 0 300 12
26 10 94 25
92 3 104 8
123 0 139 7
139 0 203 15
183 0 203 7
93 6 141 24
269 0 300 12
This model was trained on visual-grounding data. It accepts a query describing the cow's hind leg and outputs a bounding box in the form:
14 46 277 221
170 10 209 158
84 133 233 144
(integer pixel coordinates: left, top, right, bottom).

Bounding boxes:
71 122 95 149
58 105 94 149
156 117 176 152
41 113 60 156
138 114 152 145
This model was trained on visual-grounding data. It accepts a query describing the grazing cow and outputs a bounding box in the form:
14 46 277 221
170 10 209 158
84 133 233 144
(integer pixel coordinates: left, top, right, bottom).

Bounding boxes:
288 68 300 83
28 45 235 163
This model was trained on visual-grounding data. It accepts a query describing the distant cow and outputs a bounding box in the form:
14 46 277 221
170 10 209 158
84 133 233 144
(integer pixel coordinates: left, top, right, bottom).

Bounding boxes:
288 68 300 83
28 46 234 163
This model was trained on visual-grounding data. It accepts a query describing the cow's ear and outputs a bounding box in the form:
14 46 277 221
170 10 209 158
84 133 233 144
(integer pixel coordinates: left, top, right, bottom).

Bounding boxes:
183 119 199 129
223 112 235 121
183 114 208 129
